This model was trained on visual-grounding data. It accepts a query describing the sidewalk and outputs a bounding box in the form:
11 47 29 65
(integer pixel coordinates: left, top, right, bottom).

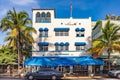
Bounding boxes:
0 72 20 79
63 75 103 79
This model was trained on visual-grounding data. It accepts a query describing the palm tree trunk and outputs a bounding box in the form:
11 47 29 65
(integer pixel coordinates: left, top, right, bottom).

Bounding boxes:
17 41 21 73
17 30 22 73
108 48 111 71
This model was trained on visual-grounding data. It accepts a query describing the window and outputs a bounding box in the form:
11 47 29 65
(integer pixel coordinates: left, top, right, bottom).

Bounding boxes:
76 32 84 37
75 42 86 51
39 46 48 51
39 28 48 37
80 31 84 37
55 31 59 36
46 12 51 22
45 31 48 36
39 31 43 37
55 46 59 51
39 31 48 37
39 31 47 37
38 42 49 51
64 31 69 36
65 46 69 50
76 46 85 50
76 32 80 36
41 12 45 22
55 31 69 36
61 46 64 50
36 12 51 23
54 28 69 36
55 46 69 51
55 42 69 51
36 12 40 22
75 28 85 37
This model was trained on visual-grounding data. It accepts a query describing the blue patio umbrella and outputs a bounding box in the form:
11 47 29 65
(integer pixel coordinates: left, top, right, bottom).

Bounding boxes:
24 57 51 66
75 56 93 63
79 58 105 66
50 57 77 66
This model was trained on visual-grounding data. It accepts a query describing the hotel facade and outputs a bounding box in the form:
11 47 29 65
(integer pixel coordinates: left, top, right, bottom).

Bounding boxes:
32 9 92 57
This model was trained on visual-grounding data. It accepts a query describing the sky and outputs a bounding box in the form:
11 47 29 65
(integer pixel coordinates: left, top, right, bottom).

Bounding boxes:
0 0 120 45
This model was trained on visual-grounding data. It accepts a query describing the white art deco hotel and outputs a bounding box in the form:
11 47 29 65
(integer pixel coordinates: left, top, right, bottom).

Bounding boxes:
32 9 92 57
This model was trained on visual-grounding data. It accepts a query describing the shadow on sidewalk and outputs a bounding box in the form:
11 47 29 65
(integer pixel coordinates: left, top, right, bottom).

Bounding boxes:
0 72 21 79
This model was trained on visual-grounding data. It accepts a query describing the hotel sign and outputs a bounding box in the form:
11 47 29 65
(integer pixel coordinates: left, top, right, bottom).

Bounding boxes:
65 22 77 25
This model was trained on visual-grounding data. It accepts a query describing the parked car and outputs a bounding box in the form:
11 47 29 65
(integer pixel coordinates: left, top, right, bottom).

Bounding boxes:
108 70 120 78
24 69 64 80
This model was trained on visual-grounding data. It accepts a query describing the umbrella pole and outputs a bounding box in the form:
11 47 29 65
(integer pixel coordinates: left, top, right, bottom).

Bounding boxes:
94 65 95 75
61 66 62 72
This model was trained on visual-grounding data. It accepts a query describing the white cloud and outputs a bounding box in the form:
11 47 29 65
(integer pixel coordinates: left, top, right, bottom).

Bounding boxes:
0 0 39 19
9 0 37 6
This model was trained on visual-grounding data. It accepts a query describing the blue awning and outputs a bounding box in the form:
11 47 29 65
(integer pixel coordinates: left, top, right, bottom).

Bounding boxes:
50 57 77 66
38 42 49 46
60 42 64 46
54 28 70 31
24 57 52 66
54 42 59 46
80 28 85 32
75 42 86 46
79 58 105 66
75 28 80 32
54 42 69 46
44 28 49 31
24 56 104 66
39 28 43 31
39 28 49 31
65 42 69 46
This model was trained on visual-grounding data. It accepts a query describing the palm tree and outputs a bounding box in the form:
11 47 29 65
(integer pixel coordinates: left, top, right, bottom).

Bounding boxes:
0 46 17 64
90 20 120 70
105 14 120 21
0 8 36 71
105 14 111 20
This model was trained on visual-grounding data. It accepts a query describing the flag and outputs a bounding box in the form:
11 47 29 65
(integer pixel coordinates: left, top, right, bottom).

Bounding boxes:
70 3 72 12
70 3 72 17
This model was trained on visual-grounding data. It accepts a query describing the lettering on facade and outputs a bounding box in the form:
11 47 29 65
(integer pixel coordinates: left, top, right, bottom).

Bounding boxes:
65 22 77 25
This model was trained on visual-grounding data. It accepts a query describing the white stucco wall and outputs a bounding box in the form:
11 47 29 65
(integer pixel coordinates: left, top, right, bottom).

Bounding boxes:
32 9 92 57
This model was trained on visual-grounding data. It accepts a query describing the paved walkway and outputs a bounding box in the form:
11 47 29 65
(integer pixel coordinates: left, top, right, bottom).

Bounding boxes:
63 75 103 79
1 72 119 80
